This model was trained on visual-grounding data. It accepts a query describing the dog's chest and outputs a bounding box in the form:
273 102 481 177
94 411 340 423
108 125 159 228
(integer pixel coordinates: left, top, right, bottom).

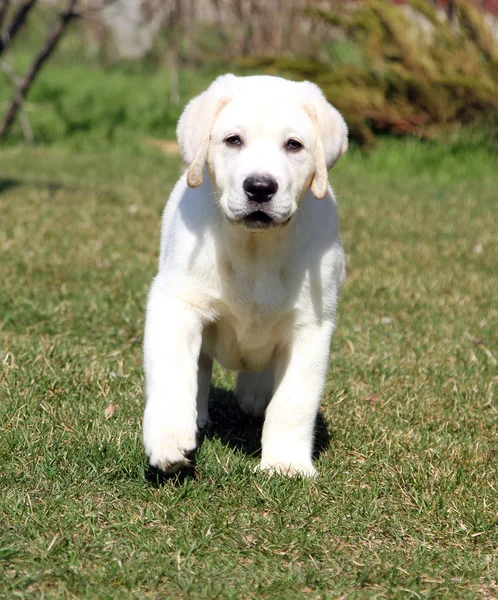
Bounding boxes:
202 262 295 371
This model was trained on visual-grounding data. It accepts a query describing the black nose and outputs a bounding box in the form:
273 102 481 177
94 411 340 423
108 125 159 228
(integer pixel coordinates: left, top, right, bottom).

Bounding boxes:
243 175 278 203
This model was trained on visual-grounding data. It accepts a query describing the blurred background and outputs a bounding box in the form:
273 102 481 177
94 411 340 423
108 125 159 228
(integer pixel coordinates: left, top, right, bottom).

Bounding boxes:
1 0 498 148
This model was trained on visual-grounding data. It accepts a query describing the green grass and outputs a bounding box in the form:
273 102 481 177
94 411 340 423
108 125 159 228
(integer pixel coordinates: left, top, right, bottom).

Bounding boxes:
0 20 221 149
0 59 216 147
1 137 497 599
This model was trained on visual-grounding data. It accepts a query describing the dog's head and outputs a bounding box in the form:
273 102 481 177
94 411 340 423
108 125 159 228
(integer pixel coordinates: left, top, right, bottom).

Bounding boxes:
177 75 348 230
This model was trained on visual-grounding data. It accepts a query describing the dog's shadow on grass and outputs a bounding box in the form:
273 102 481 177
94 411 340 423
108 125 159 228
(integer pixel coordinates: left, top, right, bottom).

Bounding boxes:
146 385 332 487
0 178 22 195
0 177 81 197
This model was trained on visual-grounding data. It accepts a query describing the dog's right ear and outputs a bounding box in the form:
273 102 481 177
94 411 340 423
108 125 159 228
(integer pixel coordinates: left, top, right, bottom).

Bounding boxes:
177 75 236 188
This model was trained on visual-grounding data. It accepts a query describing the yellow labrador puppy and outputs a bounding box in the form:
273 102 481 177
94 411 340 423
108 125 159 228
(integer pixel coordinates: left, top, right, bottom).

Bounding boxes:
143 75 347 477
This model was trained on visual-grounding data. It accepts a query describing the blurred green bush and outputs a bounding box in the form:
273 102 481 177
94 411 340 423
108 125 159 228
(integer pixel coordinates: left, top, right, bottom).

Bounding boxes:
238 0 498 145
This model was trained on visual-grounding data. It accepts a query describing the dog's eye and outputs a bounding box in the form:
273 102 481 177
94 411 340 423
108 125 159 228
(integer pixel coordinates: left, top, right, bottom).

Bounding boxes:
286 139 303 151
225 135 242 147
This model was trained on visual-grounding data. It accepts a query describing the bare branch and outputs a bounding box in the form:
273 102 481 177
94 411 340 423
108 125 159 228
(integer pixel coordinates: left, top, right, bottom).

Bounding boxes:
0 59 34 143
0 0 11 31
0 0 78 140
0 0 37 58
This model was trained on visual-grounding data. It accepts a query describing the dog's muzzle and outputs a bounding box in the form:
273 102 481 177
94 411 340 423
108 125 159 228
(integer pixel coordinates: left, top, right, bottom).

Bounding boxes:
241 175 282 229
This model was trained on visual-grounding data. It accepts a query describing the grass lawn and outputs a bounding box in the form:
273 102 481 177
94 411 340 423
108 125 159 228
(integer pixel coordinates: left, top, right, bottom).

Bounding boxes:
0 138 497 598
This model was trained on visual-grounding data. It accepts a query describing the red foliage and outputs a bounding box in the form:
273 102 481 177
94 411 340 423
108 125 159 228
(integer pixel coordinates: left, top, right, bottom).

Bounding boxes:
377 0 498 14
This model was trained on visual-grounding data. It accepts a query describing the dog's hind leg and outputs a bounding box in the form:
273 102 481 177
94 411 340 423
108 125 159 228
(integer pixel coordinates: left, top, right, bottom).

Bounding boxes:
235 366 274 418
197 353 213 428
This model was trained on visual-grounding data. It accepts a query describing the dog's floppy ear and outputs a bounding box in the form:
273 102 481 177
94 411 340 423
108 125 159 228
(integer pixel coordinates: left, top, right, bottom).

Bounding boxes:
177 74 235 188
302 83 348 200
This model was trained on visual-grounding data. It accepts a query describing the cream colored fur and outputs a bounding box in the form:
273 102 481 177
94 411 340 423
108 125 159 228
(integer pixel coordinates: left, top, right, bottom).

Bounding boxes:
143 74 348 477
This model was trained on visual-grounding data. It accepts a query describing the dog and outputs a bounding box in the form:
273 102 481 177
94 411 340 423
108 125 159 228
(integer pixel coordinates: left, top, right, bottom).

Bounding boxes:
143 74 347 477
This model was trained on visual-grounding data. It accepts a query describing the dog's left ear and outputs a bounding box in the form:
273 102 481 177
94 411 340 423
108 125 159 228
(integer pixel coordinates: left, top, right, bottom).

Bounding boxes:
302 83 348 200
177 75 235 188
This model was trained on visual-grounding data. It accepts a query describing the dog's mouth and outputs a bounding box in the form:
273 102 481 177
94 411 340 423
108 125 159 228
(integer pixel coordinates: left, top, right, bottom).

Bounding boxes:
241 211 292 230
243 211 274 229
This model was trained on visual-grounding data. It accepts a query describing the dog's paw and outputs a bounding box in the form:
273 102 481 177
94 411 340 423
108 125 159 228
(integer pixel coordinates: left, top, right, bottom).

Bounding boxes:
143 406 197 473
257 459 318 479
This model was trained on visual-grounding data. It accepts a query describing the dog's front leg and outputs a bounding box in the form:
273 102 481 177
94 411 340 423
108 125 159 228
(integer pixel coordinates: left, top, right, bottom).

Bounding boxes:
260 323 334 478
143 282 203 473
